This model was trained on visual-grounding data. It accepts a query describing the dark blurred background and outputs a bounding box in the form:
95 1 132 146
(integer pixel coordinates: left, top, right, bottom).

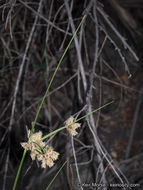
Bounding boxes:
0 0 143 189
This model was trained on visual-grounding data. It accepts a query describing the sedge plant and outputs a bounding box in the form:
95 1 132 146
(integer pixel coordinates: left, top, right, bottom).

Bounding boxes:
12 14 113 190
12 14 86 190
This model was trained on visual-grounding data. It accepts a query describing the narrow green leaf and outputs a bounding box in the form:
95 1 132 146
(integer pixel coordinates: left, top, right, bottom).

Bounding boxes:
12 16 86 190
30 15 86 135
46 161 67 190
42 101 113 141
12 149 27 190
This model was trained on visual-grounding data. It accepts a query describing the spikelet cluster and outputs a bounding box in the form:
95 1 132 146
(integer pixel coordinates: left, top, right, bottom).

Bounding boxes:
66 116 81 136
21 116 81 167
21 130 59 168
37 146 59 168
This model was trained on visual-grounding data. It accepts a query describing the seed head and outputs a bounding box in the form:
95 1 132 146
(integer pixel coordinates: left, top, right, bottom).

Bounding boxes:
37 146 59 168
21 130 59 168
65 116 81 136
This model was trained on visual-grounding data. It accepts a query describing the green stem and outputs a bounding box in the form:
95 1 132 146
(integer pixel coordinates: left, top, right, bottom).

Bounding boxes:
32 141 46 154
30 15 86 135
12 149 27 190
12 16 86 190
42 100 113 141
46 161 67 190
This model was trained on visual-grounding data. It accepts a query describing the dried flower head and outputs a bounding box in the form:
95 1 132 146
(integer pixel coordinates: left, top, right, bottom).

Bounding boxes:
21 130 59 168
21 130 45 160
65 116 81 136
37 146 59 168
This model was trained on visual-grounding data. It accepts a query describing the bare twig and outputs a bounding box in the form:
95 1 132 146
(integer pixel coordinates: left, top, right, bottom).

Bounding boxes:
64 0 87 92
125 85 143 158
2 147 10 190
18 0 72 36
100 26 131 76
71 136 83 190
9 0 44 133
97 6 139 62
4 0 44 188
